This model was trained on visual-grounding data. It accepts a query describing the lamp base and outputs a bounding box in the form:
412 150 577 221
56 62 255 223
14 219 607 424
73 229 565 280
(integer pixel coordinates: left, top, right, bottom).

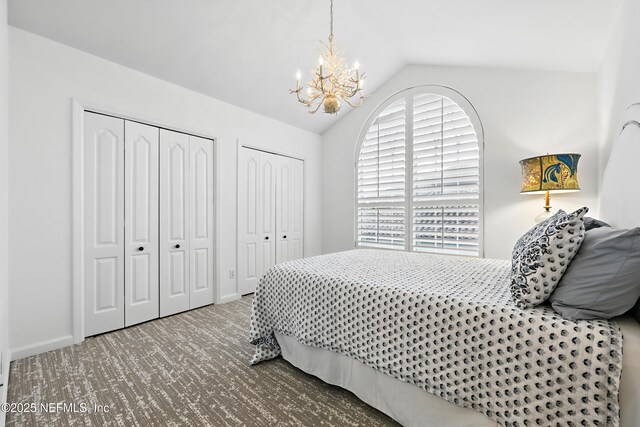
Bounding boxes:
534 190 554 223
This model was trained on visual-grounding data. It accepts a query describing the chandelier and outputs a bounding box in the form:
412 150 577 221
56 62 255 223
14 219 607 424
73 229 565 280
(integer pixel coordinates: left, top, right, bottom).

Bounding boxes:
290 0 366 115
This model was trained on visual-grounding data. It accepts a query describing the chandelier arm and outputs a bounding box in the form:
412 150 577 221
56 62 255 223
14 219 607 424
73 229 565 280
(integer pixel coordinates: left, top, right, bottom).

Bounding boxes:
333 81 359 97
308 95 323 105
347 96 364 108
348 87 363 98
328 76 350 90
290 88 312 106
348 73 365 85
342 98 358 108
342 95 364 108
305 87 324 106
334 78 356 90
308 81 323 96
309 98 325 114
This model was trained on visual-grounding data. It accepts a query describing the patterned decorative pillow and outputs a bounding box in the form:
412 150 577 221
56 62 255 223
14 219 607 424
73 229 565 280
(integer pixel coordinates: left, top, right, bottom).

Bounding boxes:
510 207 588 309
511 209 566 261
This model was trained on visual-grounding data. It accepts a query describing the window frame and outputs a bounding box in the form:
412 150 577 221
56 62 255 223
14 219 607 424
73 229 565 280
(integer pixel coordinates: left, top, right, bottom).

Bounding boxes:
353 85 485 257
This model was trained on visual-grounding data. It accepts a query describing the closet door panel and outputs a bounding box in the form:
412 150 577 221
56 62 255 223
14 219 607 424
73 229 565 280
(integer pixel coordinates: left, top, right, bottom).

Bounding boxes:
189 136 215 308
238 147 260 295
260 152 277 271
238 148 277 295
84 112 125 336
125 121 159 327
275 156 290 264
193 249 208 290
160 129 190 316
289 158 304 261
275 156 304 263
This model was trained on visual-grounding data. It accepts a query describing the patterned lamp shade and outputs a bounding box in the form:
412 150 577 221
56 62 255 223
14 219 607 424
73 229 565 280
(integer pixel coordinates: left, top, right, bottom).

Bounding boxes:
519 153 581 194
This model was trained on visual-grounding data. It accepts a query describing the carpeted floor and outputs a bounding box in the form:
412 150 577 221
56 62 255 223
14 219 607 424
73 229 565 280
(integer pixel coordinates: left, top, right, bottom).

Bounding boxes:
6 297 399 426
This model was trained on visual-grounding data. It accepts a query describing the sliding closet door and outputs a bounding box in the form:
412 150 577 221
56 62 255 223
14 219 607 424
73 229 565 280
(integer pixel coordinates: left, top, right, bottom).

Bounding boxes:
124 121 160 327
159 129 190 316
276 156 304 263
238 148 276 295
84 112 125 336
189 136 215 309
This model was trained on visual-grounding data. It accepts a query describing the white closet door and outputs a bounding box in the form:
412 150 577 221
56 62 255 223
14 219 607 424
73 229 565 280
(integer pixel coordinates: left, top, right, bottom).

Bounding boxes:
276 156 304 263
84 112 125 337
124 121 159 327
238 147 261 295
275 156 291 264
189 135 215 309
159 129 190 317
238 148 277 295
288 158 304 261
260 152 277 272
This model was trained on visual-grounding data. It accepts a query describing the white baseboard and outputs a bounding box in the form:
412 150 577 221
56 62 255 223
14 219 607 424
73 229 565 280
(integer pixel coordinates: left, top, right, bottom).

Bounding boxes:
10 335 74 361
218 294 241 304
0 349 11 427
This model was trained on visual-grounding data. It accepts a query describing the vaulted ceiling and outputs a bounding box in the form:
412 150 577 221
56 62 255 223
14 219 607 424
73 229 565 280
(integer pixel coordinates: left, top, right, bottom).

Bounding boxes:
8 0 624 134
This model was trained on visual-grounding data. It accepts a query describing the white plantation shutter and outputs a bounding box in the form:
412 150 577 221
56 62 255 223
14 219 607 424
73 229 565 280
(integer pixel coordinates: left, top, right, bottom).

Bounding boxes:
357 99 406 249
412 93 480 255
357 89 482 256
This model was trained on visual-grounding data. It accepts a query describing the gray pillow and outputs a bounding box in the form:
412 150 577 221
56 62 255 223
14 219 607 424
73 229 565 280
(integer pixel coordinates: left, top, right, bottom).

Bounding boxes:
549 227 640 320
583 217 610 231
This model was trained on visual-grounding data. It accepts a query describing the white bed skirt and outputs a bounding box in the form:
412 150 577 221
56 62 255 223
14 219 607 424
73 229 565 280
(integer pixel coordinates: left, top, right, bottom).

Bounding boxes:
276 332 497 427
276 316 640 427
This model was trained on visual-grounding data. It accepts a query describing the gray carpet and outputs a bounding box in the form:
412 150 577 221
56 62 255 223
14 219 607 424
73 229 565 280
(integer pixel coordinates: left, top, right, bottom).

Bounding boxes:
6 297 398 426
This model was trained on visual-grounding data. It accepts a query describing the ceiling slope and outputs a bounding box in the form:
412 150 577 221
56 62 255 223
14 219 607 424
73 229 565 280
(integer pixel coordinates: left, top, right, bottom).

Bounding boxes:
8 0 623 134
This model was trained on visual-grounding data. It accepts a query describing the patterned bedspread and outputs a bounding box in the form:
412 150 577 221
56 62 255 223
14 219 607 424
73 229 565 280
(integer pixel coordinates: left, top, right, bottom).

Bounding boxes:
249 250 622 427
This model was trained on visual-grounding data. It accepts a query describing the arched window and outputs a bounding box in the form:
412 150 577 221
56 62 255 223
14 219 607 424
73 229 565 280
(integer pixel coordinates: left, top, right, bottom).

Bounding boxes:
356 86 484 256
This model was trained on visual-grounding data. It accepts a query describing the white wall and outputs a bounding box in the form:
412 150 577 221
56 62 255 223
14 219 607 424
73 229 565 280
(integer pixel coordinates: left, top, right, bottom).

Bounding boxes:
322 64 599 260
0 0 9 416
598 0 640 188
8 27 322 356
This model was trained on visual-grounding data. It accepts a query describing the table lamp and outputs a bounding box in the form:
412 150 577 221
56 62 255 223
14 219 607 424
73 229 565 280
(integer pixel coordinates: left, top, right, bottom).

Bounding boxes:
519 153 581 223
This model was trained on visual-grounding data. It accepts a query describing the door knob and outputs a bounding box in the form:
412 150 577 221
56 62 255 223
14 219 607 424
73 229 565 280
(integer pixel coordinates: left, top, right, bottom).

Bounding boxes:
283 235 287 239
138 246 144 251
265 236 269 240
175 244 181 249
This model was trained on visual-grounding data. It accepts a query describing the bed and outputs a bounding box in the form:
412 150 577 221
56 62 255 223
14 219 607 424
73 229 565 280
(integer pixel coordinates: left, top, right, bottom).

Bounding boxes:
275 316 640 427
249 103 640 427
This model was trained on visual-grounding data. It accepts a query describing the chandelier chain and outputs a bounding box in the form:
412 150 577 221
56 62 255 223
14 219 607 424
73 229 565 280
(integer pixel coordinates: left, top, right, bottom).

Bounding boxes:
329 0 334 42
